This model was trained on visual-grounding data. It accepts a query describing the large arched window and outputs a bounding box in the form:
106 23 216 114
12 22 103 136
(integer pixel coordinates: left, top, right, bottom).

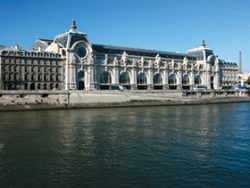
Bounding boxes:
195 75 202 85
154 73 163 84
168 74 177 85
137 72 147 84
182 74 189 85
100 71 111 84
119 72 130 84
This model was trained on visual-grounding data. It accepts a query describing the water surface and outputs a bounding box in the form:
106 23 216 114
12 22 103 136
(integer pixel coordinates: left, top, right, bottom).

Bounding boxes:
0 103 250 187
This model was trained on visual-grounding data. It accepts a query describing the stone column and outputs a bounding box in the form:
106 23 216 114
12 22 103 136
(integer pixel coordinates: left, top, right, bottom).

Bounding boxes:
148 69 154 90
87 65 95 90
206 63 211 90
65 53 69 90
113 67 119 85
213 71 220 90
163 69 169 90
131 68 137 90
190 70 194 90
67 53 77 90
177 70 182 90
213 59 220 90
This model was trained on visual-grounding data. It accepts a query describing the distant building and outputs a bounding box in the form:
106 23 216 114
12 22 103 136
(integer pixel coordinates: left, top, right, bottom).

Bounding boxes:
0 20 238 91
0 45 63 90
238 72 250 86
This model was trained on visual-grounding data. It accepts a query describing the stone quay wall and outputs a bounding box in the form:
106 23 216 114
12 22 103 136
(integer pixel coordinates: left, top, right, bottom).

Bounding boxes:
0 90 249 111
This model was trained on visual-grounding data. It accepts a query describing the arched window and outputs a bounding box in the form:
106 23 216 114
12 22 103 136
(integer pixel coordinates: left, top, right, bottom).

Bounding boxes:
182 74 189 85
195 75 202 85
168 74 177 85
119 72 130 84
78 71 85 79
100 71 111 84
137 72 147 84
153 73 162 84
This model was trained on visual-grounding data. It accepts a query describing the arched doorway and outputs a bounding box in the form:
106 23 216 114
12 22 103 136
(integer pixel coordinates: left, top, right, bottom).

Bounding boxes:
100 71 112 90
211 75 214 89
137 72 147 90
153 73 163 90
78 81 85 90
182 74 190 90
119 72 130 90
195 75 202 85
168 73 177 90
78 71 85 90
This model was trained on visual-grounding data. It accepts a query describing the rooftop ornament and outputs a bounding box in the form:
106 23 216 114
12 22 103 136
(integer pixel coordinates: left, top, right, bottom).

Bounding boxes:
201 40 206 47
70 19 77 32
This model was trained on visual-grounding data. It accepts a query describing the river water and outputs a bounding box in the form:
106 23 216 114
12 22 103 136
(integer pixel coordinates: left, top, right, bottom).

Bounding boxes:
0 103 250 187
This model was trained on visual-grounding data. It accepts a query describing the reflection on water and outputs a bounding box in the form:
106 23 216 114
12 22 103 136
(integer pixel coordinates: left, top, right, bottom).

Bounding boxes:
0 103 250 187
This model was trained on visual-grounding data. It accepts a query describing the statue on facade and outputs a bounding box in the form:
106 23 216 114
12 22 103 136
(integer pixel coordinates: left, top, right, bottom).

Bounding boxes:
183 56 188 68
149 60 153 68
121 51 127 64
155 53 161 66
113 57 119 66
164 61 168 69
170 59 174 68
103 54 108 65
140 57 144 67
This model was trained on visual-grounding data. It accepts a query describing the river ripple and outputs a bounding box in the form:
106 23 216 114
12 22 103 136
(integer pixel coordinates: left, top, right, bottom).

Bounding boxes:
0 103 250 187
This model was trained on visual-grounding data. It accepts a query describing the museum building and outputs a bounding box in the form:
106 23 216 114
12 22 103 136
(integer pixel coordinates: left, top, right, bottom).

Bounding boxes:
0 20 239 91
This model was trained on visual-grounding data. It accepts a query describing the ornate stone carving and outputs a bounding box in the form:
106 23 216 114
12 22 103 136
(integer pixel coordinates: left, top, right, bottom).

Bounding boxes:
121 51 128 64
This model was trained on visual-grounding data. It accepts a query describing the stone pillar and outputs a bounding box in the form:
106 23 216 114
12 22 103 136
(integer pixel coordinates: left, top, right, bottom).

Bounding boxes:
148 69 154 90
163 69 169 90
177 70 182 90
67 53 77 90
65 53 69 90
213 72 219 90
131 68 137 90
206 63 211 90
213 59 220 90
87 65 95 90
114 67 119 85
190 70 194 90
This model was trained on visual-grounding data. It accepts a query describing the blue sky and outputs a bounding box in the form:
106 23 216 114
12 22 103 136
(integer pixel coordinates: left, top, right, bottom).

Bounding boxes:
1 0 250 71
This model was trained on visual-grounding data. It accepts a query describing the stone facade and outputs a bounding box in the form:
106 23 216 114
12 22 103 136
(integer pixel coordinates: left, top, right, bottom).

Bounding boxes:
0 45 63 90
0 20 239 91
220 61 239 86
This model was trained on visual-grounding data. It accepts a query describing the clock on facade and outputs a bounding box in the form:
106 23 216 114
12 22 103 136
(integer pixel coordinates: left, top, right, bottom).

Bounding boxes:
73 41 88 59
76 46 87 58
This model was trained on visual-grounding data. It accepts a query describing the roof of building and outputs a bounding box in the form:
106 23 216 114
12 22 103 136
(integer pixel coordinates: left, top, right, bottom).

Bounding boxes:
92 44 196 60
0 45 5 50
220 59 238 67
30 38 53 51
186 40 214 61
53 20 88 48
